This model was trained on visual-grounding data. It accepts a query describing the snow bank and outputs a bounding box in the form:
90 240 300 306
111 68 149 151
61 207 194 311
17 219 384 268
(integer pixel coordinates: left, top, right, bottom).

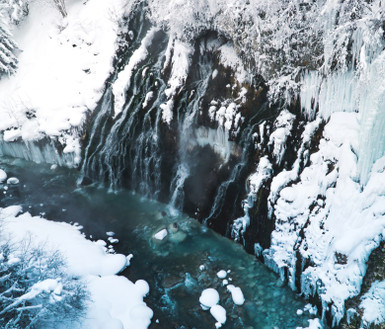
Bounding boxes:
360 281 385 325
268 110 295 166
264 111 385 325
0 205 153 329
0 0 133 165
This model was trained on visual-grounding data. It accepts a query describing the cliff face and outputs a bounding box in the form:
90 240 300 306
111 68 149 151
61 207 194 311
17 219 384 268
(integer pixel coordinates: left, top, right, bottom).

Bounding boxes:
2 1 385 327
95 3 385 327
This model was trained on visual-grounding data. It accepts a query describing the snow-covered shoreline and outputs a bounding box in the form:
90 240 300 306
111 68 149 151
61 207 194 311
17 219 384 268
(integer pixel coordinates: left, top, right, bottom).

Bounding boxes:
0 203 153 328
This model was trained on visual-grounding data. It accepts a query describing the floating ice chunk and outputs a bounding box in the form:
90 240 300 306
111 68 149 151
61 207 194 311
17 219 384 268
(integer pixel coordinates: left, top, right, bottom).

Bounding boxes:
227 285 245 305
199 265 205 271
217 270 227 279
50 164 58 170
210 304 226 327
106 231 115 237
0 169 7 183
199 288 220 310
297 309 304 315
222 279 228 286
153 228 168 240
7 177 19 185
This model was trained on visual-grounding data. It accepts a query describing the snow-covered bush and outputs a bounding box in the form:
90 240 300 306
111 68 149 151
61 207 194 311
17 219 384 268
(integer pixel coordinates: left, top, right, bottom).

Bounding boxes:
0 238 88 328
0 0 30 25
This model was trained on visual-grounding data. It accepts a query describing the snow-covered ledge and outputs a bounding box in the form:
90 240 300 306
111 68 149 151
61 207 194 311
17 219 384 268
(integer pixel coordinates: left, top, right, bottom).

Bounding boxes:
0 0 133 166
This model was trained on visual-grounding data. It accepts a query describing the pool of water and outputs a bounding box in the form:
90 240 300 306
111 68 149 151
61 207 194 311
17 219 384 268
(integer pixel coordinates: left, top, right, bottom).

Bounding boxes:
0 157 317 329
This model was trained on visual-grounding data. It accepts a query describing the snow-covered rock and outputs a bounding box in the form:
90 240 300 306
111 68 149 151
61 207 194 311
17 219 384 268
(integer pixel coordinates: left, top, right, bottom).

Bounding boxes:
6 177 19 185
153 228 168 241
0 169 7 183
360 281 385 325
199 288 220 311
209 304 226 328
226 285 245 306
216 270 227 279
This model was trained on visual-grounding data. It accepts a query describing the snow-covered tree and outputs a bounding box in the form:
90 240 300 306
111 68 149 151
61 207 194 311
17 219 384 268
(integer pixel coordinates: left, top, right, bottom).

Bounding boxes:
0 0 30 78
0 0 30 25
147 0 385 105
53 0 67 17
0 239 88 328
0 22 18 77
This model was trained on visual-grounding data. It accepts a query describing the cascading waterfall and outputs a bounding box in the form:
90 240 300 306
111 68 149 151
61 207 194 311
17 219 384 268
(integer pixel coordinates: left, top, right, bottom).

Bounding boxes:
203 125 255 232
81 24 169 196
80 12 270 238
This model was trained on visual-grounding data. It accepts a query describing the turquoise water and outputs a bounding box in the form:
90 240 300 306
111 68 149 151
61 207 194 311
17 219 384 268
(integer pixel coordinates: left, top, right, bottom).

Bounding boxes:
0 157 317 328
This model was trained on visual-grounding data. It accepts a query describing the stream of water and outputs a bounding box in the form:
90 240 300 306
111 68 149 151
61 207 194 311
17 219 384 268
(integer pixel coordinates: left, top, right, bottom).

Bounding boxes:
0 156 317 329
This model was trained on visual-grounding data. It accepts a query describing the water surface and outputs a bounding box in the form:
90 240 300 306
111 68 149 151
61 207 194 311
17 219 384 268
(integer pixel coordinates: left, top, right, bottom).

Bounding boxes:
0 157 316 329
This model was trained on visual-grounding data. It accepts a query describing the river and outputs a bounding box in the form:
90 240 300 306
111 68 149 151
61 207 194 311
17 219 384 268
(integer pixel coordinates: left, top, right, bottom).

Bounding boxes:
0 156 317 329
